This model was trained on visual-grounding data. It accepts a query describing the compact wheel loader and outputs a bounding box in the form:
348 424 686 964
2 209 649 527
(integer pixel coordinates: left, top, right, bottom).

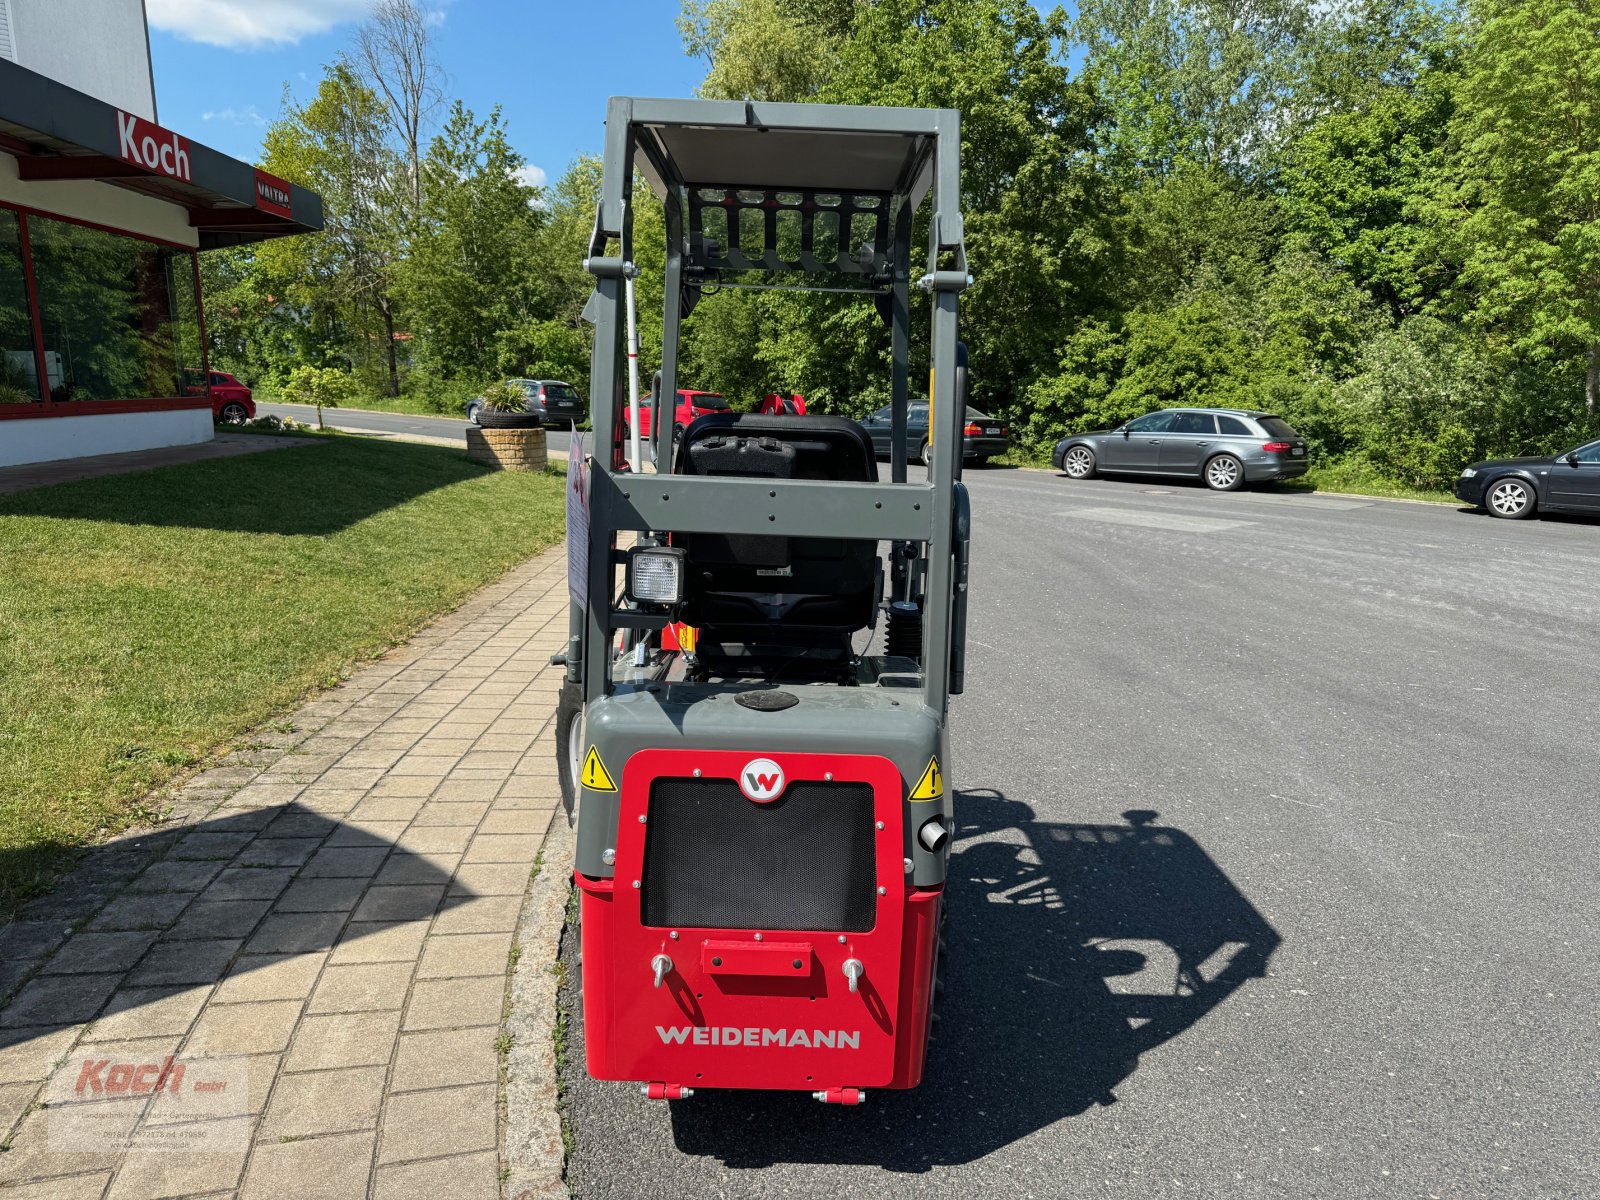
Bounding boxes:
556 96 973 1104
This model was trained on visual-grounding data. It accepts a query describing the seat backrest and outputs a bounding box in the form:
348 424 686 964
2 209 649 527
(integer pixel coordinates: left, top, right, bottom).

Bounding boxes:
673 414 879 636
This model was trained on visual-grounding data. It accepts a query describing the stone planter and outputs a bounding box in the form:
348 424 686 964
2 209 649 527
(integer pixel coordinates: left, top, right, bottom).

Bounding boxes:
467 425 547 472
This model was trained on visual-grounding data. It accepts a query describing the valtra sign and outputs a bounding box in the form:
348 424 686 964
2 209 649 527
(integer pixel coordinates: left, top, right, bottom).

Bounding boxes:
116 111 191 183
254 169 292 218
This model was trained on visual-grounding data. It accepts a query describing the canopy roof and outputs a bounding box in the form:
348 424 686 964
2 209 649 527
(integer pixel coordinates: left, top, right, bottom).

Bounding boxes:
0 58 322 249
628 98 946 207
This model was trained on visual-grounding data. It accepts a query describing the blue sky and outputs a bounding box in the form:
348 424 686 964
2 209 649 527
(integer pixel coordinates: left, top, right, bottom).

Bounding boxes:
148 0 710 189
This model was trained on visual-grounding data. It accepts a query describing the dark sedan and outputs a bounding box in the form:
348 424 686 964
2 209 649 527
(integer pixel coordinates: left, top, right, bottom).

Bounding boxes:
1455 440 1600 519
466 378 586 428
860 400 1010 464
1052 407 1309 491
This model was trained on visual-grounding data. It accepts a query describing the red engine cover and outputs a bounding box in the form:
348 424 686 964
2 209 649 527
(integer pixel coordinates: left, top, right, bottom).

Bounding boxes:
577 749 942 1093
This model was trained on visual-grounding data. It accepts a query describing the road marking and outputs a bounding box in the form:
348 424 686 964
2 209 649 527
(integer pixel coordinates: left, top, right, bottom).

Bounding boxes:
1057 507 1255 533
1233 495 1374 511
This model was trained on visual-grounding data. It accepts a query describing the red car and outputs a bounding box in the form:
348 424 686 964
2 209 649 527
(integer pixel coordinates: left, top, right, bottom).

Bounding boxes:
624 389 728 440
185 369 255 424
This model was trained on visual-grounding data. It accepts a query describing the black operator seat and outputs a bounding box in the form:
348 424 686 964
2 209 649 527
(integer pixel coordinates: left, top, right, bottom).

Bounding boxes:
672 413 881 681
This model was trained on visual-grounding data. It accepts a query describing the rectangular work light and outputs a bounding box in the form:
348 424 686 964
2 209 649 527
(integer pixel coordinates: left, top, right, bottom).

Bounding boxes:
626 545 687 605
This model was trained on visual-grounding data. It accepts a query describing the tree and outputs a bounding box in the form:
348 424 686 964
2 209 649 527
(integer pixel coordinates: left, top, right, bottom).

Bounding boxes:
1072 0 1315 180
357 0 442 210
1280 0 1462 318
283 363 359 429
682 0 1111 421
679 0 857 101
256 63 406 396
397 103 545 380
1451 0 1600 414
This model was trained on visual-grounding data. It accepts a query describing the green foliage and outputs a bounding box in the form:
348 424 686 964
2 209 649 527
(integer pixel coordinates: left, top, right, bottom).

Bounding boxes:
1450 0 1600 411
495 320 588 383
207 0 1600 493
282 365 359 411
479 379 529 413
680 0 856 101
1072 0 1313 179
396 103 546 381
203 44 582 418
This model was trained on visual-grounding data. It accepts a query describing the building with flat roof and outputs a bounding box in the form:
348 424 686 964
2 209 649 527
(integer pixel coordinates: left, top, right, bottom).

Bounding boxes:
0 0 322 468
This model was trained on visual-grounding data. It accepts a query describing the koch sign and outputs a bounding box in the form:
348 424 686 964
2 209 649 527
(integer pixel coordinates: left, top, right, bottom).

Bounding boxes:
116 111 191 182
254 169 292 218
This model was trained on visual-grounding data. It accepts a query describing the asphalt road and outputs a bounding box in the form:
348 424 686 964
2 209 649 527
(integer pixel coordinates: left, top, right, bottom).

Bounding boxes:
558 467 1600 1199
257 401 574 455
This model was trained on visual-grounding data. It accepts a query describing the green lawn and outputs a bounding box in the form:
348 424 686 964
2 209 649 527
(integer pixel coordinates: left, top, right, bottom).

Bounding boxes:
0 434 565 910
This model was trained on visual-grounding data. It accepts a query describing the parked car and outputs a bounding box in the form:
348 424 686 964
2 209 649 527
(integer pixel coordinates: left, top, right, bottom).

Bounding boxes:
860 400 1011 465
466 379 586 428
624 389 729 440
184 369 255 424
1455 439 1600 519
1052 408 1309 491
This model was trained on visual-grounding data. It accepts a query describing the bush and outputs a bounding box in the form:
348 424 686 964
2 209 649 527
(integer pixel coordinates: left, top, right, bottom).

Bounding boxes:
1335 318 1496 489
406 374 490 416
494 319 588 383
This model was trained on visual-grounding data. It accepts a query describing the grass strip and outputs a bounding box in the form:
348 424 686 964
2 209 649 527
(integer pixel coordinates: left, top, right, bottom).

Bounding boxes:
0 434 564 910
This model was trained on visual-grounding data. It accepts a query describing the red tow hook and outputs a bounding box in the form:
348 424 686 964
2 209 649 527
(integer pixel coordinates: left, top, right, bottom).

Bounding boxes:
812 1087 866 1105
641 1082 694 1100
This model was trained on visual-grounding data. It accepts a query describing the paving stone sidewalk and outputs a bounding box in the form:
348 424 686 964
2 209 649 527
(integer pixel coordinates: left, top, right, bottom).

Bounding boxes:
0 544 572 1198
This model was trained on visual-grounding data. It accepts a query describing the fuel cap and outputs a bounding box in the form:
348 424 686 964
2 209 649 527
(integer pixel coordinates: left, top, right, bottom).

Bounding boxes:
735 690 798 712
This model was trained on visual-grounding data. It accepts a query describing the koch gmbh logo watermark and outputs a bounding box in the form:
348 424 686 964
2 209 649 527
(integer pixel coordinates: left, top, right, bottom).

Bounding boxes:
44 1053 251 1152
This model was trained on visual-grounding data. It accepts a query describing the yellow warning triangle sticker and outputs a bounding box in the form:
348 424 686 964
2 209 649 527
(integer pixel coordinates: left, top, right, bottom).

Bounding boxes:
909 756 944 801
581 746 617 792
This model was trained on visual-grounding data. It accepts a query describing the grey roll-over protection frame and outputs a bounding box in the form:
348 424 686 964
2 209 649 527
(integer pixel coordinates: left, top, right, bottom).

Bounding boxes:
569 96 970 723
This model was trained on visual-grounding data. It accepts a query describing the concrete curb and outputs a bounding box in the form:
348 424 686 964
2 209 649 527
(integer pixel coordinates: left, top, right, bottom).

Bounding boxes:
504 808 576 1200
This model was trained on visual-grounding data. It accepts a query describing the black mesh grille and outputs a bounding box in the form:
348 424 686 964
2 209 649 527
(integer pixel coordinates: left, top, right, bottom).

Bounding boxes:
641 778 877 932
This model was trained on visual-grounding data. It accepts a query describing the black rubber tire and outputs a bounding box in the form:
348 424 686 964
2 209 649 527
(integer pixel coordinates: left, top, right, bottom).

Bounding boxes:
218 402 249 425
1485 476 1537 519
476 409 540 430
465 403 481 425
917 437 931 466
1061 444 1097 479
1203 452 1246 492
554 678 583 828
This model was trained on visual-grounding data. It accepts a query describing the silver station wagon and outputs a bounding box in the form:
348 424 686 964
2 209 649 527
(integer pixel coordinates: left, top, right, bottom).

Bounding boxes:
1052 407 1310 491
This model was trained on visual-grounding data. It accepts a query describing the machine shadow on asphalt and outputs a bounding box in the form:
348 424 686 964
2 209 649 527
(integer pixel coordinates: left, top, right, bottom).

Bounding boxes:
660 791 1281 1171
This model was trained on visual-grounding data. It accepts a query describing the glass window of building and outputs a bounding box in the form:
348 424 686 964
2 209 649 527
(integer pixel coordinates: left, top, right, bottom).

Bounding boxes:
26 215 201 403
0 210 40 403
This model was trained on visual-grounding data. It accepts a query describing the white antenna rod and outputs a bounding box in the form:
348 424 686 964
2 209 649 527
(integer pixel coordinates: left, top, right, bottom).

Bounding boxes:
624 269 642 473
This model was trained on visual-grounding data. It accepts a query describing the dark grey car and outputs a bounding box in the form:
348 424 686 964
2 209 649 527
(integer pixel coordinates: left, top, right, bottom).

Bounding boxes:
1051 407 1309 491
466 378 586 428
861 400 1010 464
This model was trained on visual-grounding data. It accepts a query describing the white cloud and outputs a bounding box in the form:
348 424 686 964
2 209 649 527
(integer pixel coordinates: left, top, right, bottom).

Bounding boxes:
147 0 376 48
514 164 548 190
202 105 267 127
